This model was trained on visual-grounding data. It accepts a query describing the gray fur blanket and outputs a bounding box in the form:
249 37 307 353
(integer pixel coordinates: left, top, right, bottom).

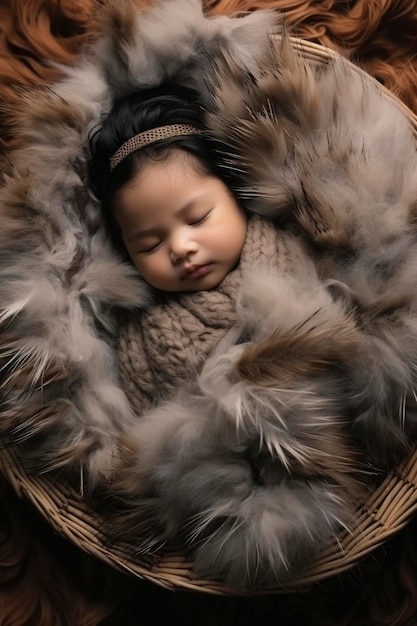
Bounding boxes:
1 0 417 587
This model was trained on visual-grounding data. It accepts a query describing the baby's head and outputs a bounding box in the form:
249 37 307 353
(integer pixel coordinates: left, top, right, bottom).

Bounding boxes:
89 84 247 292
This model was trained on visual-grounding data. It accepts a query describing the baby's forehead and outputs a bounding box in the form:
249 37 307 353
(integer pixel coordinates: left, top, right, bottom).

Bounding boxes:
120 151 219 202
115 162 222 225
134 148 208 182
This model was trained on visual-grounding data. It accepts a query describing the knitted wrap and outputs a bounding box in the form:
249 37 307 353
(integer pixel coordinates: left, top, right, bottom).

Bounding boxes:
117 216 290 413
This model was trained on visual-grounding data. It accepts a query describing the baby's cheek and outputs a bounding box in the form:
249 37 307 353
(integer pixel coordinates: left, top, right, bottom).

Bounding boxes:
145 255 170 281
132 257 151 282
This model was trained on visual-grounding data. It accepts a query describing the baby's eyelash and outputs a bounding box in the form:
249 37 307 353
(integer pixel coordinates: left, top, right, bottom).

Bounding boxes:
137 241 162 254
189 210 211 225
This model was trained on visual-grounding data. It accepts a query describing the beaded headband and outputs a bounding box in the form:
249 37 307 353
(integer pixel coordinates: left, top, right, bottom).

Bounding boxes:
109 124 203 171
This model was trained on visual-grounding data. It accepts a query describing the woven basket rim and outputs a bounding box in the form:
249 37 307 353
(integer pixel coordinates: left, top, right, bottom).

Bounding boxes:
2 36 417 596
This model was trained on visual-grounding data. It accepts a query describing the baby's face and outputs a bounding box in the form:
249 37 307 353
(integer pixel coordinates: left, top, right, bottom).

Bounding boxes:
115 153 247 292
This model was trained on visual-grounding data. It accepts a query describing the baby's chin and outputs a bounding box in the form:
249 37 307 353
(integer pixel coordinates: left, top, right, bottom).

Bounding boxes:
174 277 224 293
154 267 229 293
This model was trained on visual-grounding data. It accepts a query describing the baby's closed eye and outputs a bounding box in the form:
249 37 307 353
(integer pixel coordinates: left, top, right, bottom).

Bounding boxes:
188 209 212 225
136 239 162 254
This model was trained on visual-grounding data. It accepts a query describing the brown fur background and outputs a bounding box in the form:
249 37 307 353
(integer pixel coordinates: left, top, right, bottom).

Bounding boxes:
1 1 417 624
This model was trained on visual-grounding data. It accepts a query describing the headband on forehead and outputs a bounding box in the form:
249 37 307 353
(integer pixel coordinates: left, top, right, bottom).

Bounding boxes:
109 124 203 171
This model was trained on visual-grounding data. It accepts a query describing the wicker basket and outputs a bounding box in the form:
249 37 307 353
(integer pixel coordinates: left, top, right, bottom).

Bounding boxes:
2 37 417 596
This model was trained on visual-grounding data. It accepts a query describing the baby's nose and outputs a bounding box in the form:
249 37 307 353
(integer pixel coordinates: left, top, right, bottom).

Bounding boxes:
170 231 198 262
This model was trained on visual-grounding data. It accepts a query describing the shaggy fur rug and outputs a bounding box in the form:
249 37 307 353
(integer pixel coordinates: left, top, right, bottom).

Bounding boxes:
1 1 417 624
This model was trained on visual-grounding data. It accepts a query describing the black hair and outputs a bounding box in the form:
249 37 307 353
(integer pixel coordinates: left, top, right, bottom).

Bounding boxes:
88 82 236 257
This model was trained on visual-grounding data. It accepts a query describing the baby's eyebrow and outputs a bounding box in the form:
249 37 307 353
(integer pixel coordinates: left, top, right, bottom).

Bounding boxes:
176 194 209 216
127 194 210 243
127 227 159 242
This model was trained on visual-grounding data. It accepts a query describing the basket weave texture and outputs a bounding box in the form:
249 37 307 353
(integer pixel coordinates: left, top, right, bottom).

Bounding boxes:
1 37 417 596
